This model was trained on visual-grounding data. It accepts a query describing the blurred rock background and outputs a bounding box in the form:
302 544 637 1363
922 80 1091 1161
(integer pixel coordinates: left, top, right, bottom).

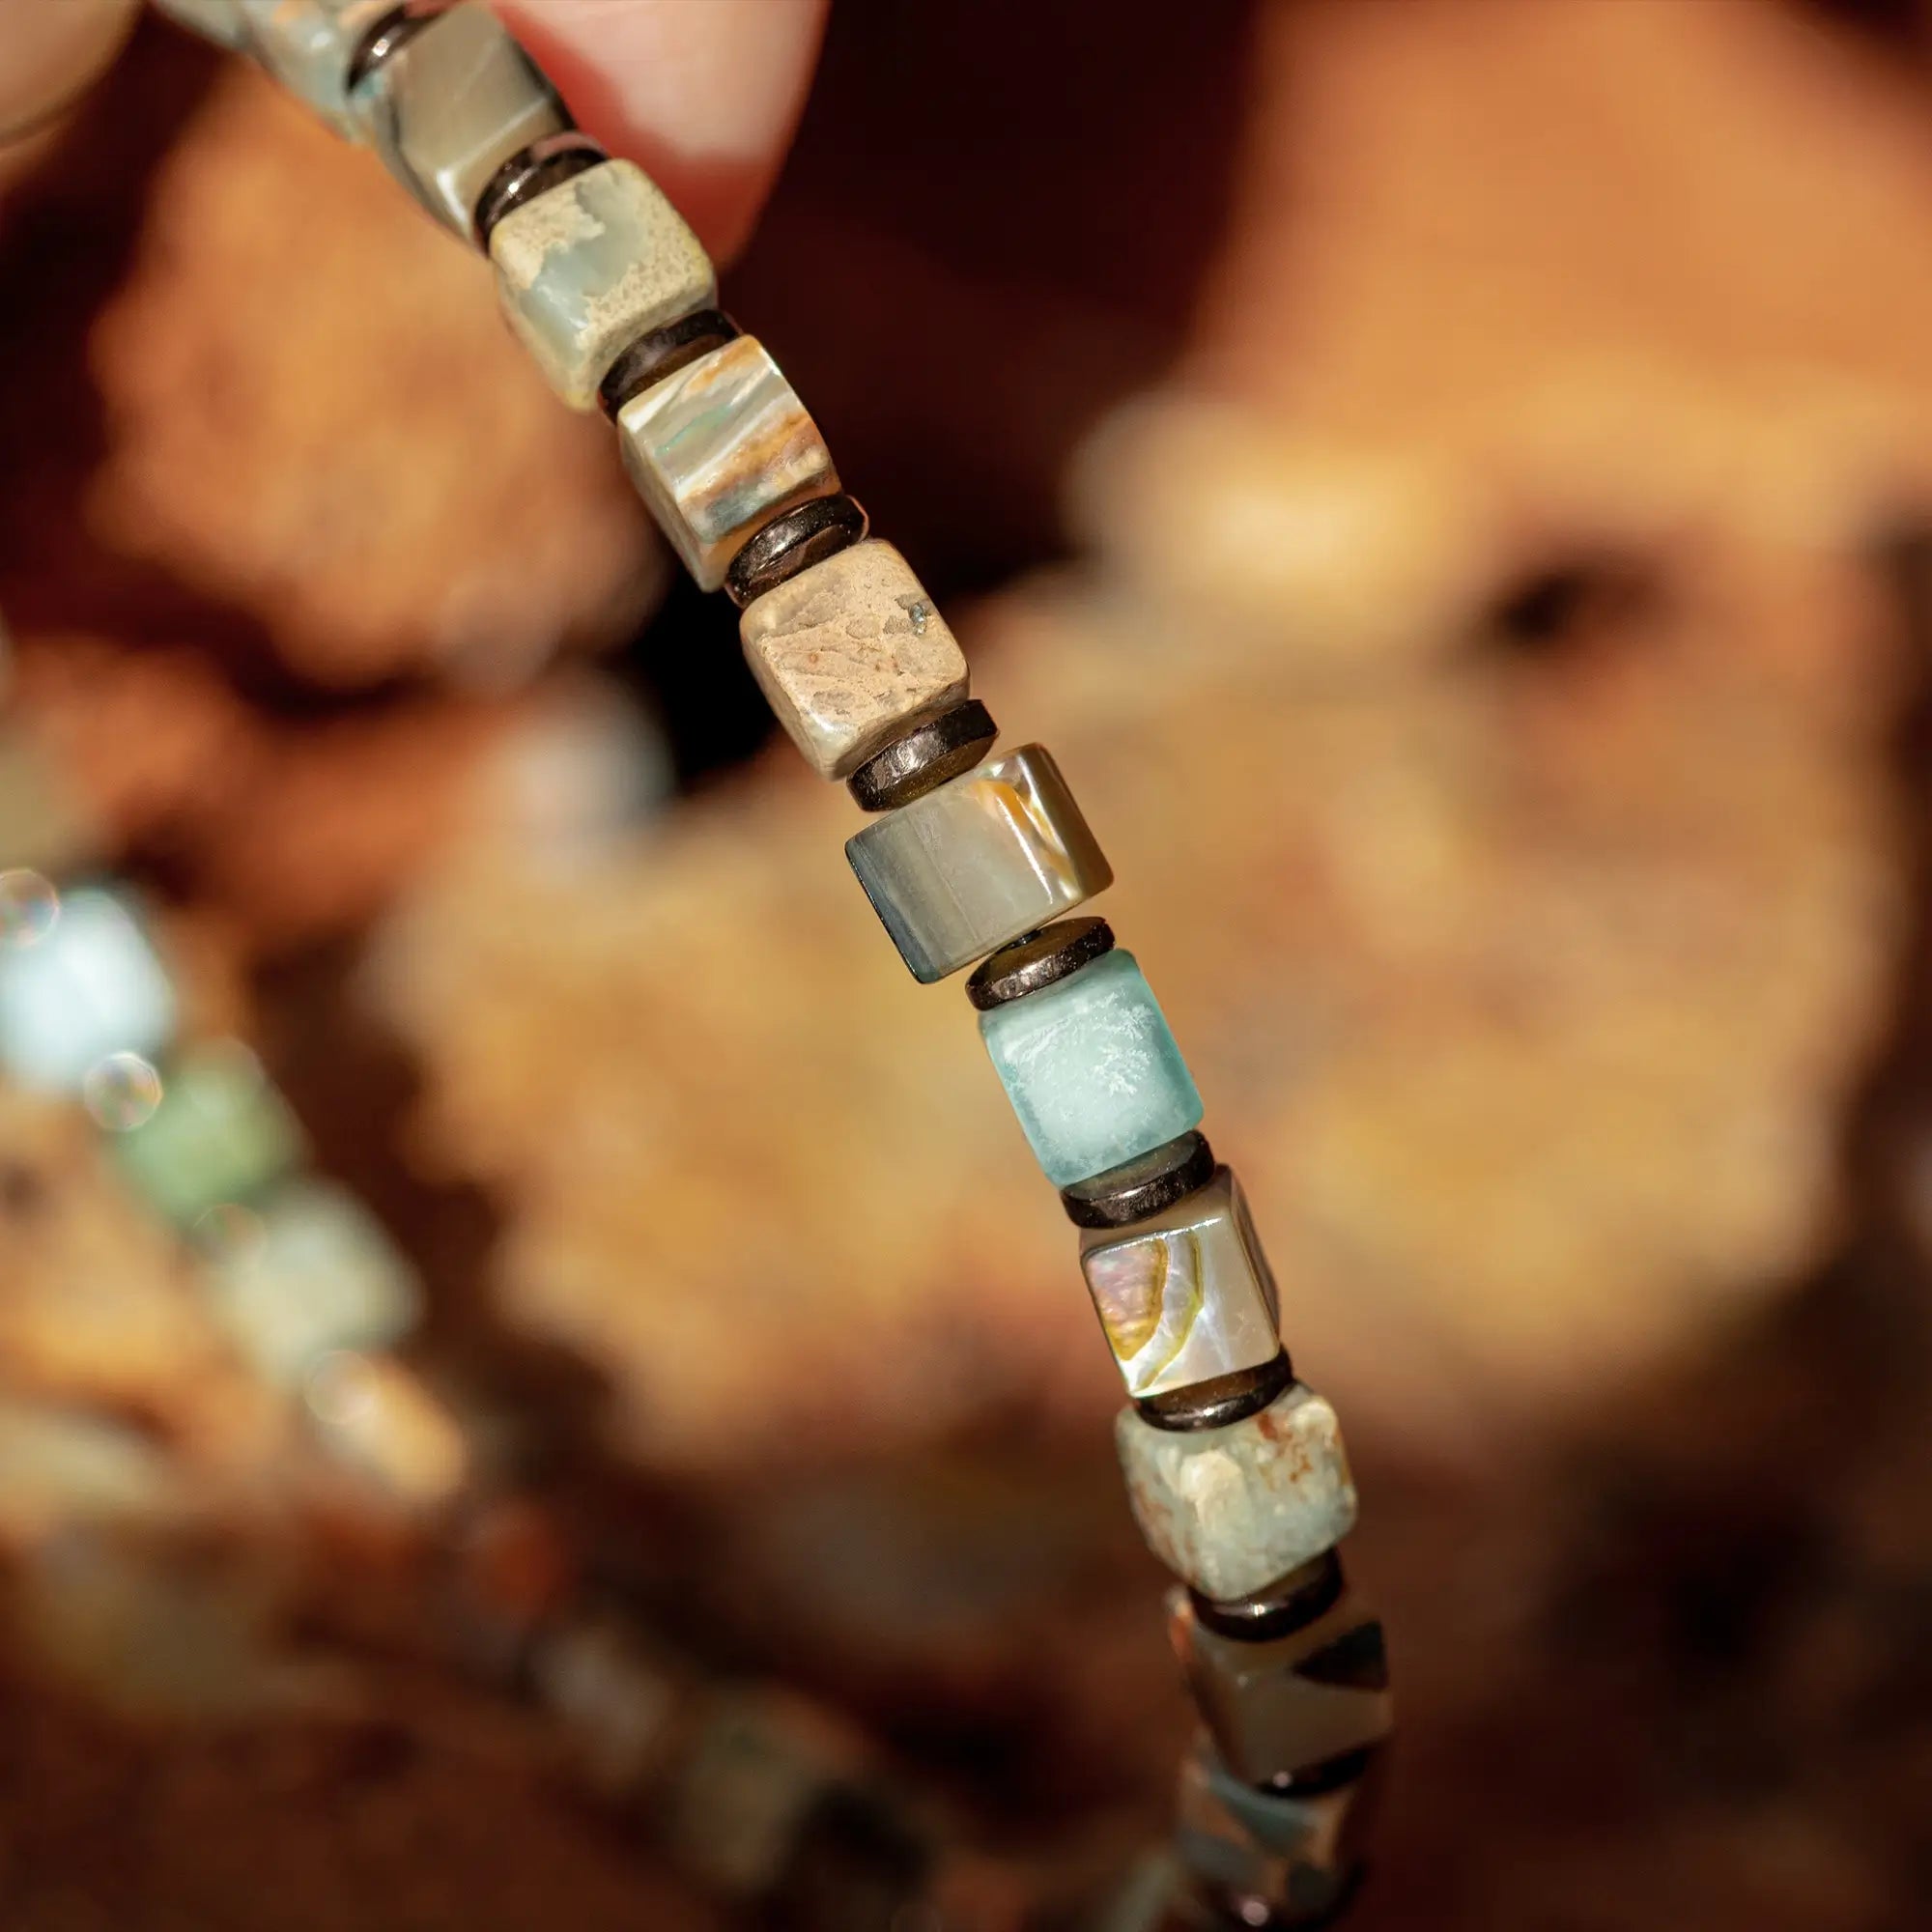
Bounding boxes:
5 0 1932 1924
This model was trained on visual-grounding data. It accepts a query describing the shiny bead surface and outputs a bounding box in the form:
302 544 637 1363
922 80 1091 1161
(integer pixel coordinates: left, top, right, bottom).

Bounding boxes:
1115 1381 1357 1599
739 540 968 779
0 888 175 1094
207 1179 422 1385
846 745 1111 984
724 492 867 608
1061 1129 1215 1229
1081 1167 1280 1399
241 0 391 132
1140 1351 1295 1433
1172 1589 1392 1787
489 158 716 410
472 130 606 245
616 335 839 590
979 947 1198 1185
109 1042 304 1228
845 697 998 811
350 0 570 239
967 915 1114 1011
599 308 740 416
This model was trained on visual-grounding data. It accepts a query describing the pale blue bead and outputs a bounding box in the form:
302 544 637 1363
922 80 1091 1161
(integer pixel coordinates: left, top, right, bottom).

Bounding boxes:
979 949 1202 1187
0 890 176 1093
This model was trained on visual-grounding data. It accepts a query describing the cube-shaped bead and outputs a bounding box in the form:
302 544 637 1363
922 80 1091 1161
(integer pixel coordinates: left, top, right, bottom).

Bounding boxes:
0 889 175 1094
208 1179 421 1385
739 540 969 780
154 0 254 49
1171 1590 1392 1787
616 336 839 590
241 0 390 133
980 948 1199 1185
847 745 1111 985
109 1042 305 1228
489 159 716 410
1116 1382 1357 1600
350 1 571 238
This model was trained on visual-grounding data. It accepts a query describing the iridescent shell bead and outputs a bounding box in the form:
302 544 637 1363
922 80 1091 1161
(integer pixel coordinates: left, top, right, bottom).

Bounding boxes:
738 540 968 780
845 745 1111 984
979 948 1200 1186
616 336 840 590
1115 1381 1357 1600
489 159 716 410
1080 1166 1279 1398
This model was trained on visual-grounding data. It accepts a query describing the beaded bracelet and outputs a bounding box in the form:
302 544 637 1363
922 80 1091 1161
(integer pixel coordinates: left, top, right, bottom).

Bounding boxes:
128 5 1395 1923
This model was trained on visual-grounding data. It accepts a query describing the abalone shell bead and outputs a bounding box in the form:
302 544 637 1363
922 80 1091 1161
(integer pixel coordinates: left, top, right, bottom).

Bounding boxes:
489 158 716 410
208 1177 422 1385
240 0 391 133
1115 1381 1357 1600
349 1 571 239
978 948 1199 1186
0 888 175 1093
1170 1590 1392 1788
739 540 968 779
109 1042 305 1228
845 745 1112 984
1080 1166 1281 1399
616 335 841 590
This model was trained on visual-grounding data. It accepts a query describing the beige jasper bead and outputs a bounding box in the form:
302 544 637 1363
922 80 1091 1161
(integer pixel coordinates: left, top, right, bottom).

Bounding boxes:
490 159 716 411
738 541 968 780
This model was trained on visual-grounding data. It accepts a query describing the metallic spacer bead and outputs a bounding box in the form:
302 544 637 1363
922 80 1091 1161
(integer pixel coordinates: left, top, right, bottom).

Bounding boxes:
845 698 998 812
473 131 609 247
1135 1349 1295 1434
724 493 870 609
1061 1129 1216 1229
966 917 1115 1011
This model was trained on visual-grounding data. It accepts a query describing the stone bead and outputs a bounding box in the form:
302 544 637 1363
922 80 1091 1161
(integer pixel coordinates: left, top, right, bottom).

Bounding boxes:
489 158 716 410
0 888 175 1094
241 0 392 133
739 541 969 780
154 0 253 48
1171 1590 1392 1788
349 1 571 239
846 745 1111 984
1115 1382 1357 1599
616 335 840 591
1080 1167 1279 1399
109 1042 305 1229
207 1178 422 1385
979 948 1199 1186
1176 1735 1378 1924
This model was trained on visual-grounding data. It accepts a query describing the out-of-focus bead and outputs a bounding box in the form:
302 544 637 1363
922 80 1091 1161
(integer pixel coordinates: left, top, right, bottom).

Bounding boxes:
979 947 1197 1186
1080 1166 1280 1399
0 887 175 1094
1171 1589 1392 1788
1175 1733 1378 1926
1115 1381 1356 1599
153 0 254 49
349 0 570 239
1060 1129 1215 1229
844 697 998 811
738 539 968 780
489 157 716 410
109 1041 304 1227
302 1350 468 1506
240 0 391 133
847 744 1110 984
531 1616 685 1800
616 335 840 590
724 492 868 608
206 1178 421 1385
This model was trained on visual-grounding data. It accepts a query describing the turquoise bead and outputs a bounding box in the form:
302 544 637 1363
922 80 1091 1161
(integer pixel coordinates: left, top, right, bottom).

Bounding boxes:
978 948 1202 1187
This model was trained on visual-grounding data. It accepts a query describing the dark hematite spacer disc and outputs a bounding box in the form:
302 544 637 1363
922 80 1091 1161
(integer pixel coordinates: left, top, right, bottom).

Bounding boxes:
966 917 1114 1011
598 309 742 419
1262 1744 1380 1800
846 698 998 812
473 133 608 247
345 2 449 92
1191 1549 1346 1644
724 492 870 609
1137 1348 1294 1435
1060 1129 1215 1229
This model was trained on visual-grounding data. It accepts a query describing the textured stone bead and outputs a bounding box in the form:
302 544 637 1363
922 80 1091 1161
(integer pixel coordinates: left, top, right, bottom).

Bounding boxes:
846 745 1111 983
1176 1736 1378 1924
979 948 1200 1186
350 1 570 238
1171 1590 1392 1787
616 335 839 590
1116 1382 1357 1599
241 0 390 133
0 888 175 1094
207 1179 422 1385
739 541 968 779
489 158 716 411
109 1042 305 1229
1080 1167 1280 1399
